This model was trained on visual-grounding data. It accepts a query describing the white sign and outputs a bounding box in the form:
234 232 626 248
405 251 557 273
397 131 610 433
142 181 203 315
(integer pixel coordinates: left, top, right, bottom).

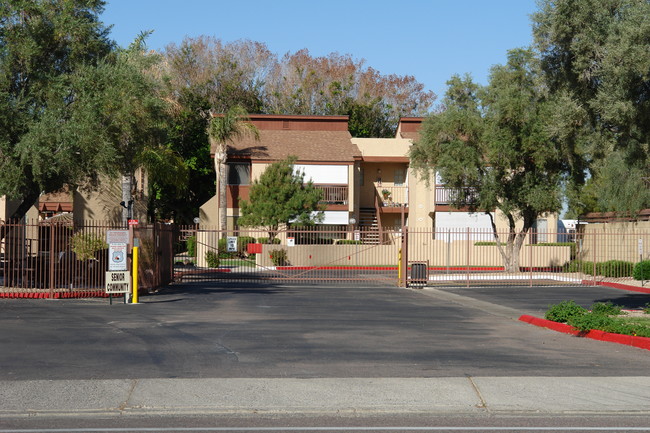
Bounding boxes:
354 230 360 241
105 271 131 294
106 230 129 245
109 243 128 271
287 237 295 247
227 236 238 252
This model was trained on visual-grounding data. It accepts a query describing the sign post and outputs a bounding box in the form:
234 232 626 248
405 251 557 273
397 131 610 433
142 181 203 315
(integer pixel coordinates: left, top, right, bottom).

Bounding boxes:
106 230 130 303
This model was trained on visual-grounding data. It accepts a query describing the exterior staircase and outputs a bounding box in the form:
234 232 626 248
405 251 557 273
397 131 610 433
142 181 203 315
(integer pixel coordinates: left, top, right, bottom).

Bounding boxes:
359 208 380 244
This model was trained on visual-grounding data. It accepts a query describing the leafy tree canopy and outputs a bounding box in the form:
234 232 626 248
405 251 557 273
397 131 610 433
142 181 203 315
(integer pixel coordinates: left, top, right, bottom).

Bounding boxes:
238 156 324 241
410 49 579 271
0 0 115 219
533 0 650 214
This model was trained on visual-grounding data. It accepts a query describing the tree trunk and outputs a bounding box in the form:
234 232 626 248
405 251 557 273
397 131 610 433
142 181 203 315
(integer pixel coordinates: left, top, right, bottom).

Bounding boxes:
215 149 228 238
487 211 533 273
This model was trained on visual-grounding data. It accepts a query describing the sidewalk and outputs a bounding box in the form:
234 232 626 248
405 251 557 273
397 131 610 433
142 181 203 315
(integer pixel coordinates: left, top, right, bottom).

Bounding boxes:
3 377 650 417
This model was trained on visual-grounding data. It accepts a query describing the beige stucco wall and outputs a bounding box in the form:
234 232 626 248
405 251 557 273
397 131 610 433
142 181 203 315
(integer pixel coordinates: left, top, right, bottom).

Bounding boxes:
74 169 148 224
0 197 38 222
352 137 411 158
581 221 650 263
199 195 218 227
250 240 570 268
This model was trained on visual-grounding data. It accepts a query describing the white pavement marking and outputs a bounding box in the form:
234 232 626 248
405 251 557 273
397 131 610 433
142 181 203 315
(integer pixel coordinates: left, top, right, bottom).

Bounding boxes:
3 427 650 432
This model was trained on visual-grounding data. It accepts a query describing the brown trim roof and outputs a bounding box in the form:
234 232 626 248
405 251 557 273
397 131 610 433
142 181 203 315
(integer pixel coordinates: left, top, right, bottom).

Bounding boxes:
228 130 359 162
216 114 360 162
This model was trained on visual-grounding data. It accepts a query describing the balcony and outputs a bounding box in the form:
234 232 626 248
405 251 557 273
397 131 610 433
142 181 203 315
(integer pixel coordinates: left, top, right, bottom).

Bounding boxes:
376 185 408 209
316 185 348 209
435 187 478 205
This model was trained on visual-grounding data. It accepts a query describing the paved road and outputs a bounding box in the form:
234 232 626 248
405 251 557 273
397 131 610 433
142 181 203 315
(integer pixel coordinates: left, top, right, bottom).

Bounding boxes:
1 281 650 430
2 281 650 380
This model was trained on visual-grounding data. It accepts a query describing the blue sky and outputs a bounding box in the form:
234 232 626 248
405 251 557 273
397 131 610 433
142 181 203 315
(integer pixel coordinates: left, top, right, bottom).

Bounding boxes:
102 0 538 101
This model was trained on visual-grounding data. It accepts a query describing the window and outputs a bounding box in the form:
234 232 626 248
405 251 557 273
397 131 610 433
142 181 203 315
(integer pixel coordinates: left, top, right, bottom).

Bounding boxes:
394 168 406 186
228 163 250 185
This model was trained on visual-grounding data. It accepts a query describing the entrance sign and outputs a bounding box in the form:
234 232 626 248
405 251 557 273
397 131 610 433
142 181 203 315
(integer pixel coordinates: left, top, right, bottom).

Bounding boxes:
105 271 131 294
227 236 238 252
109 243 128 271
107 230 129 245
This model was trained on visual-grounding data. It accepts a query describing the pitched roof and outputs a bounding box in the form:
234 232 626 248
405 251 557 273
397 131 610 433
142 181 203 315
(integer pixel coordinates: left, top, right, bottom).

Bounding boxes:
214 115 360 163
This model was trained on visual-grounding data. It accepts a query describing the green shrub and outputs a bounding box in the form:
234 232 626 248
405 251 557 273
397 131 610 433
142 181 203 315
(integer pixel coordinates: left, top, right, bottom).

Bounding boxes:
474 242 497 246
564 260 595 275
594 260 634 278
568 312 616 332
544 300 587 323
590 301 622 316
70 232 108 261
258 237 281 245
336 239 362 245
205 250 220 268
633 261 650 281
186 235 197 258
269 248 289 266
534 242 577 259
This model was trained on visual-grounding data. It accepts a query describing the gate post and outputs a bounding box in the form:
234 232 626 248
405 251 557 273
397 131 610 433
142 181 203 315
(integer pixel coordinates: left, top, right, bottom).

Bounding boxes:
400 226 408 287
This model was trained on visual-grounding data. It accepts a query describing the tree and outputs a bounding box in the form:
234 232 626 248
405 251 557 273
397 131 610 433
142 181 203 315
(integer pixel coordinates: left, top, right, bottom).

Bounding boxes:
410 50 576 272
0 0 114 221
71 37 188 225
532 0 650 214
207 106 259 235
262 49 436 137
238 156 324 242
156 37 271 223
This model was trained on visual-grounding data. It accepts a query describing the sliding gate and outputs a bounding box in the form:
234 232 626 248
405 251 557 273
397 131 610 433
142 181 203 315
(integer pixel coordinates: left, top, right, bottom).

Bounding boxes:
171 226 641 288
172 226 403 286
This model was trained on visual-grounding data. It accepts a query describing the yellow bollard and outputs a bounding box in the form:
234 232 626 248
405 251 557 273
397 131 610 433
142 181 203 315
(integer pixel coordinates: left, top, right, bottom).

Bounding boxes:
132 246 139 304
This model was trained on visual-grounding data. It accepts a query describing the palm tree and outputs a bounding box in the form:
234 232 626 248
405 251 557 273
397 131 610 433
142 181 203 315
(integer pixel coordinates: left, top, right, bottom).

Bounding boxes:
207 106 259 236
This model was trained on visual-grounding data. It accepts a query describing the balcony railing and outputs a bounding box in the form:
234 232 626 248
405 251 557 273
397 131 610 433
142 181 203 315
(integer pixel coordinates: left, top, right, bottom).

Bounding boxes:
316 185 348 205
376 185 408 207
435 187 478 205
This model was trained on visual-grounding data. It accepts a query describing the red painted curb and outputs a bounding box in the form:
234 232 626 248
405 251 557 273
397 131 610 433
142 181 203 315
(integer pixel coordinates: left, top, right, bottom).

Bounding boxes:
519 314 650 351
582 280 650 294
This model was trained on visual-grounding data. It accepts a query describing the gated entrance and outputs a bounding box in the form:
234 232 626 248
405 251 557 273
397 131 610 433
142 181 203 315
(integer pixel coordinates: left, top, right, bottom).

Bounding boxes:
170 226 622 288
172 226 403 286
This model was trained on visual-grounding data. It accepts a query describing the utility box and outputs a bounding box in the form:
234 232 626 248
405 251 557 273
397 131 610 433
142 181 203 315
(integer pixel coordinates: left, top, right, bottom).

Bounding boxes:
408 261 429 288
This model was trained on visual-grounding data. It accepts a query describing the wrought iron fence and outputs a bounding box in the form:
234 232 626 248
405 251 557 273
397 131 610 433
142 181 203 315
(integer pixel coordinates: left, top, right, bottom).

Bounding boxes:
0 220 175 296
2 220 648 293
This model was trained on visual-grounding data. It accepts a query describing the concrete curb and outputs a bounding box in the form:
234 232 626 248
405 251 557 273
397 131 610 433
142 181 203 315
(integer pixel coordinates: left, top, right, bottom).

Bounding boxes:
585 280 650 294
519 314 650 351
3 377 650 418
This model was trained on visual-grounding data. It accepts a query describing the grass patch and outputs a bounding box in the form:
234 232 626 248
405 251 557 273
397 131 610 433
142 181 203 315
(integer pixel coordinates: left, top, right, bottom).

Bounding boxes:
545 300 650 337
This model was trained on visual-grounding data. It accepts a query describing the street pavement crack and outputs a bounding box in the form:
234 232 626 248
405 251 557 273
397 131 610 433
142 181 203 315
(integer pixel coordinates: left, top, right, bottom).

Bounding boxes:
118 379 139 411
466 375 489 411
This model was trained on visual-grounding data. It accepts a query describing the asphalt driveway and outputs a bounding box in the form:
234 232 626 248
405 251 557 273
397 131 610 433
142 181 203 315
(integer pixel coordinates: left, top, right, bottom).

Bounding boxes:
1 281 650 381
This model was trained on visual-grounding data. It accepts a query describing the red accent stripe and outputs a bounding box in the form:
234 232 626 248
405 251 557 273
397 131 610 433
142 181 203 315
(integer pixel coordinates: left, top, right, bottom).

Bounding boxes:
519 314 650 351
582 280 650 294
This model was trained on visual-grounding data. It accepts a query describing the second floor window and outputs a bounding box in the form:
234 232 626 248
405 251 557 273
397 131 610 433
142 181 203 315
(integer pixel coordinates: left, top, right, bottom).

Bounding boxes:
394 168 406 186
228 163 250 185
